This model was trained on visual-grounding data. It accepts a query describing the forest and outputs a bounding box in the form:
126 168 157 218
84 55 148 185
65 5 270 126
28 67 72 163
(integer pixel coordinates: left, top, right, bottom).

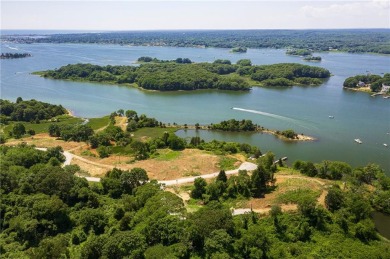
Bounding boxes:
343 73 390 92
36 59 330 91
1 144 390 258
3 29 390 54
0 98 67 124
1 99 390 258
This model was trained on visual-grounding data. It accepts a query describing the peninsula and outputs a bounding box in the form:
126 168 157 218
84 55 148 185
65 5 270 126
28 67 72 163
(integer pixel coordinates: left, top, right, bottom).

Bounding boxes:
343 73 390 95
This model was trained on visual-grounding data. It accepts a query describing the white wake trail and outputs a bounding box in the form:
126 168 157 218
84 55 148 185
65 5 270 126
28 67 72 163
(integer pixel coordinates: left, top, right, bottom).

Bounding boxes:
232 107 316 130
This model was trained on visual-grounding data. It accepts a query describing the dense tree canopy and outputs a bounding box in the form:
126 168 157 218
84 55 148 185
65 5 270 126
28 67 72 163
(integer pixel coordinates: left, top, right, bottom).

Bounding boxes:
37 60 330 91
1 143 390 258
0 98 67 123
6 29 390 54
211 119 256 132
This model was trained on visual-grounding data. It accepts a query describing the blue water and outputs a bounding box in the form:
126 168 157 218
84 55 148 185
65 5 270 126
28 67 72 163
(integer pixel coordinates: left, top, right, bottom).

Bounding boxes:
1 42 389 172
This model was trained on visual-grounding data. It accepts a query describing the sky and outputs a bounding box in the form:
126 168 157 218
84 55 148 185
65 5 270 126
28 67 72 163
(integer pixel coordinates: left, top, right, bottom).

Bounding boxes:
1 0 389 30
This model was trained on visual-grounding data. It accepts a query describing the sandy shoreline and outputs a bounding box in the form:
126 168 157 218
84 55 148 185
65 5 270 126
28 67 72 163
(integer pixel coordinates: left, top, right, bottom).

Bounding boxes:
67 109 75 117
262 129 316 141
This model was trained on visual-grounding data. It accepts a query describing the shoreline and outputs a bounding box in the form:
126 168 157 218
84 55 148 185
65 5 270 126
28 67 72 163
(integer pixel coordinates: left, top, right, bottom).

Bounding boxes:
344 86 390 97
66 109 75 117
343 86 373 94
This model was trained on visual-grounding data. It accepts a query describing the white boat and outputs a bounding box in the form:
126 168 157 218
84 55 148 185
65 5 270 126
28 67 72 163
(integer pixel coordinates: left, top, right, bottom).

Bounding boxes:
354 139 362 144
329 116 334 119
384 143 388 147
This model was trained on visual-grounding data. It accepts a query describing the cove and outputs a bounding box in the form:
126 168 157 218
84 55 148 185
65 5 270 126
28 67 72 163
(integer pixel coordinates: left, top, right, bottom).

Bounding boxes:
1 43 389 173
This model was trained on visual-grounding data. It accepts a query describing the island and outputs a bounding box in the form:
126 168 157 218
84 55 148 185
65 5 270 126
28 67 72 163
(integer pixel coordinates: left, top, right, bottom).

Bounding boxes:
208 119 315 141
34 58 331 91
343 73 390 96
1 52 32 59
230 47 247 53
136 56 192 64
303 56 322 62
286 49 312 56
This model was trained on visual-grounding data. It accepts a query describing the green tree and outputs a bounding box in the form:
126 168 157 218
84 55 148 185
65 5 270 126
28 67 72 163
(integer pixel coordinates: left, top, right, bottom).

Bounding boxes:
216 170 227 183
191 177 207 199
48 124 61 137
11 123 26 138
251 165 267 198
77 208 107 235
102 231 147 259
325 186 345 212
236 59 252 66
355 219 378 242
204 229 233 256
97 146 112 158
234 225 270 259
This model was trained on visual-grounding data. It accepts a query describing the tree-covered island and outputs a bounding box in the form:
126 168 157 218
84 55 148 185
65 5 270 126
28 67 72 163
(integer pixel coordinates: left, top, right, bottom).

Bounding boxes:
303 56 322 62
34 58 331 91
286 49 312 56
1 52 32 59
230 47 247 53
209 119 313 141
343 73 390 95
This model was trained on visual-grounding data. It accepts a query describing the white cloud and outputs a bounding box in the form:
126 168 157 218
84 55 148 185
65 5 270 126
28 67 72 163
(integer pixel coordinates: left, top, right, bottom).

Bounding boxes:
299 1 389 27
372 0 390 9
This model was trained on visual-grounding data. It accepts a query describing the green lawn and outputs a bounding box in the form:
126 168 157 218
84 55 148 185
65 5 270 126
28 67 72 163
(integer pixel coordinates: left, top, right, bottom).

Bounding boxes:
154 149 181 161
132 127 179 141
276 188 321 204
86 116 110 130
3 115 83 135
218 156 238 170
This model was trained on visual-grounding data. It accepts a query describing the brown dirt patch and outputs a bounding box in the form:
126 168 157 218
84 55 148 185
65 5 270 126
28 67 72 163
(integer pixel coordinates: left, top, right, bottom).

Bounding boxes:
5 133 85 151
119 149 220 180
115 116 128 131
243 173 326 211
71 156 111 177
70 148 221 179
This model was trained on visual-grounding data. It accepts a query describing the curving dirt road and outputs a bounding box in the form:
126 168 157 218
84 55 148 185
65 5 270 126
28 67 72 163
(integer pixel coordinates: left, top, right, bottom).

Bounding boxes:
78 161 258 184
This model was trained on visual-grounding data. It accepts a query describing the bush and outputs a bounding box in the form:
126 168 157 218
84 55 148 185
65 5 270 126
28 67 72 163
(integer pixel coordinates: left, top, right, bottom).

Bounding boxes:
97 146 112 158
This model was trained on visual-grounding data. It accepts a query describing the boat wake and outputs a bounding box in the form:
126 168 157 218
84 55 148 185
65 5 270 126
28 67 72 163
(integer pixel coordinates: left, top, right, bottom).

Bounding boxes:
6 45 19 50
232 107 312 129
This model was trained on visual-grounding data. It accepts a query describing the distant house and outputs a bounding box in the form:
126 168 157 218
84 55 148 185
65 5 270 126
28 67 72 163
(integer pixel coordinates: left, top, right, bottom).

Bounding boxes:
380 84 390 94
357 81 366 87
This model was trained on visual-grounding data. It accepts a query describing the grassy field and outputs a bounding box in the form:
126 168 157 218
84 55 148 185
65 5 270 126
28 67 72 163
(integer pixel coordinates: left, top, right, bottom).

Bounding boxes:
3 115 83 135
217 156 239 170
276 188 322 204
154 149 181 161
133 127 179 141
86 116 110 130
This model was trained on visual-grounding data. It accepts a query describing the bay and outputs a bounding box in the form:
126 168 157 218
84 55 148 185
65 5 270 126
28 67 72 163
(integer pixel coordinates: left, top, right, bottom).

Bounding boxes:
1 42 389 172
